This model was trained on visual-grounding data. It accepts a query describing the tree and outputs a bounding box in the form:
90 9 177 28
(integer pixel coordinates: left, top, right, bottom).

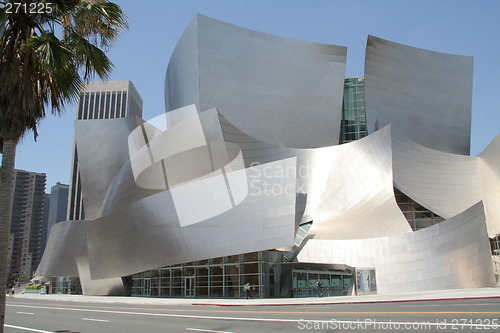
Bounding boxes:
0 0 127 330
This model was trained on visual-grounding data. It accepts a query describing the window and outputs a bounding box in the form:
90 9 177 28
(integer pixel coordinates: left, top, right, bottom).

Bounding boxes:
105 92 111 118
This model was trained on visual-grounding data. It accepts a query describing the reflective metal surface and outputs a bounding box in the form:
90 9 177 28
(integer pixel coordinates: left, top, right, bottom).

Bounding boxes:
39 107 298 281
303 125 411 239
299 202 495 293
365 35 473 155
74 116 144 220
166 14 346 149
218 116 411 239
480 133 500 236
76 256 128 296
35 220 88 277
87 157 297 279
393 135 483 219
36 16 499 296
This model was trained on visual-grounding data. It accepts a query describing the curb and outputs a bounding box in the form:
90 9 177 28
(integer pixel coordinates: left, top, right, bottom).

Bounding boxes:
192 296 500 307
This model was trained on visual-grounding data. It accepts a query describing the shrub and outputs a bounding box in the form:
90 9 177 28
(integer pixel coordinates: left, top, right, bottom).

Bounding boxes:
25 285 41 290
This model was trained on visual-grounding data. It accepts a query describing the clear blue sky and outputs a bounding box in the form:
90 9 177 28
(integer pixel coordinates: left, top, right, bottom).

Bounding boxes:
6 0 500 189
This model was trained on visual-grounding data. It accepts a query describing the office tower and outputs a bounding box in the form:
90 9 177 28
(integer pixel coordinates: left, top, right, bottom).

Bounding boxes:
41 182 69 255
340 77 367 144
9 169 46 278
48 182 69 225
67 81 143 220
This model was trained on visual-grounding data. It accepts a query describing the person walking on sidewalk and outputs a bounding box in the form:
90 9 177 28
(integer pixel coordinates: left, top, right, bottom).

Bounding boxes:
244 283 253 299
316 279 323 297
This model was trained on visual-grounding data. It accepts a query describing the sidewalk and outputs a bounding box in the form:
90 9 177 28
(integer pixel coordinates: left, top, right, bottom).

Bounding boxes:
10 287 500 307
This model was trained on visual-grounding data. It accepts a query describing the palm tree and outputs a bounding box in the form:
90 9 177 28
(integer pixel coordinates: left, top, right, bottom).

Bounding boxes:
0 0 127 330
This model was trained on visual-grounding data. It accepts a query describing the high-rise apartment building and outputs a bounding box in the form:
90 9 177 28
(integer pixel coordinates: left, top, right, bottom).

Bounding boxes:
9 169 46 278
67 81 143 220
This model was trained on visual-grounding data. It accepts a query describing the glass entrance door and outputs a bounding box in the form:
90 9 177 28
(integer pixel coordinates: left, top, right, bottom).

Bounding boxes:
185 276 195 297
292 269 352 297
143 278 151 296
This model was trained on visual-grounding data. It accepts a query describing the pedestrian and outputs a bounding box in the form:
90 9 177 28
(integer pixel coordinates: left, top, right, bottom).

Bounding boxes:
316 279 323 297
244 283 253 299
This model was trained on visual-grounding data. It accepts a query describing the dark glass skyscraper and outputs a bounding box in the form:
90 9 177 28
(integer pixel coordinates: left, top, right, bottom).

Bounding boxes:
340 77 367 144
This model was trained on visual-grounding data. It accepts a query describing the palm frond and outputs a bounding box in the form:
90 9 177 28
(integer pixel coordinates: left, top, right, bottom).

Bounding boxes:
0 0 127 141
67 31 113 80
71 0 127 48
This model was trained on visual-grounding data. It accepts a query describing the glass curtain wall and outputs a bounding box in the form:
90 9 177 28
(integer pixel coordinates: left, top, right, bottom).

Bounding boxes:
394 188 444 230
292 269 352 297
340 77 367 144
131 251 283 298
49 277 82 294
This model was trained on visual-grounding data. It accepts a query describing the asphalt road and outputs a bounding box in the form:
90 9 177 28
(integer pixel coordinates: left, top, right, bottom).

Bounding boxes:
5 297 500 332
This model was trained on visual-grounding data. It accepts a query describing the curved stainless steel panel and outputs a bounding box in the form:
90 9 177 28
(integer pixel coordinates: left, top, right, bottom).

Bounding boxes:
76 256 128 296
299 202 495 293
480 133 500 237
219 116 410 239
87 157 297 279
35 220 88 277
166 14 346 149
37 16 497 297
74 116 143 220
393 135 483 219
164 18 200 116
365 35 473 155
304 125 411 239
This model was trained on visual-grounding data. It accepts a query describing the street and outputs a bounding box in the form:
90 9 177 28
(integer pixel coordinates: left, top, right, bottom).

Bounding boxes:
5 297 500 332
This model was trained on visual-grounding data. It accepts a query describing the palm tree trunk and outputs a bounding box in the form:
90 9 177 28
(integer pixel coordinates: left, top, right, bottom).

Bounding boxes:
0 138 17 333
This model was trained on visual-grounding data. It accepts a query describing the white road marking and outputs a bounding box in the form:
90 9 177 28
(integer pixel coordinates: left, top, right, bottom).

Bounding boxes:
400 303 493 307
8 304 298 323
7 304 500 329
16 312 34 315
3 324 53 333
186 328 236 333
82 317 110 322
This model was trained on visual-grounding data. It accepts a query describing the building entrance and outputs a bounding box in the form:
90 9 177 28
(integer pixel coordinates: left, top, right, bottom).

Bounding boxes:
131 251 283 298
143 278 151 296
290 266 354 297
185 276 195 297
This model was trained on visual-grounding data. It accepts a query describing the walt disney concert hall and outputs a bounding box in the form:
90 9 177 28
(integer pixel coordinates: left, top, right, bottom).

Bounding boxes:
36 15 500 298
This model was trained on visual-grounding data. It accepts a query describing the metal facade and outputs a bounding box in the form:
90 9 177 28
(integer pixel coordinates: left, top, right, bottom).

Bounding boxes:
365 35 473 155
36 15 499 296
480 134 500 237
299 202 495 293
166 15 346 149
392 135 483 219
